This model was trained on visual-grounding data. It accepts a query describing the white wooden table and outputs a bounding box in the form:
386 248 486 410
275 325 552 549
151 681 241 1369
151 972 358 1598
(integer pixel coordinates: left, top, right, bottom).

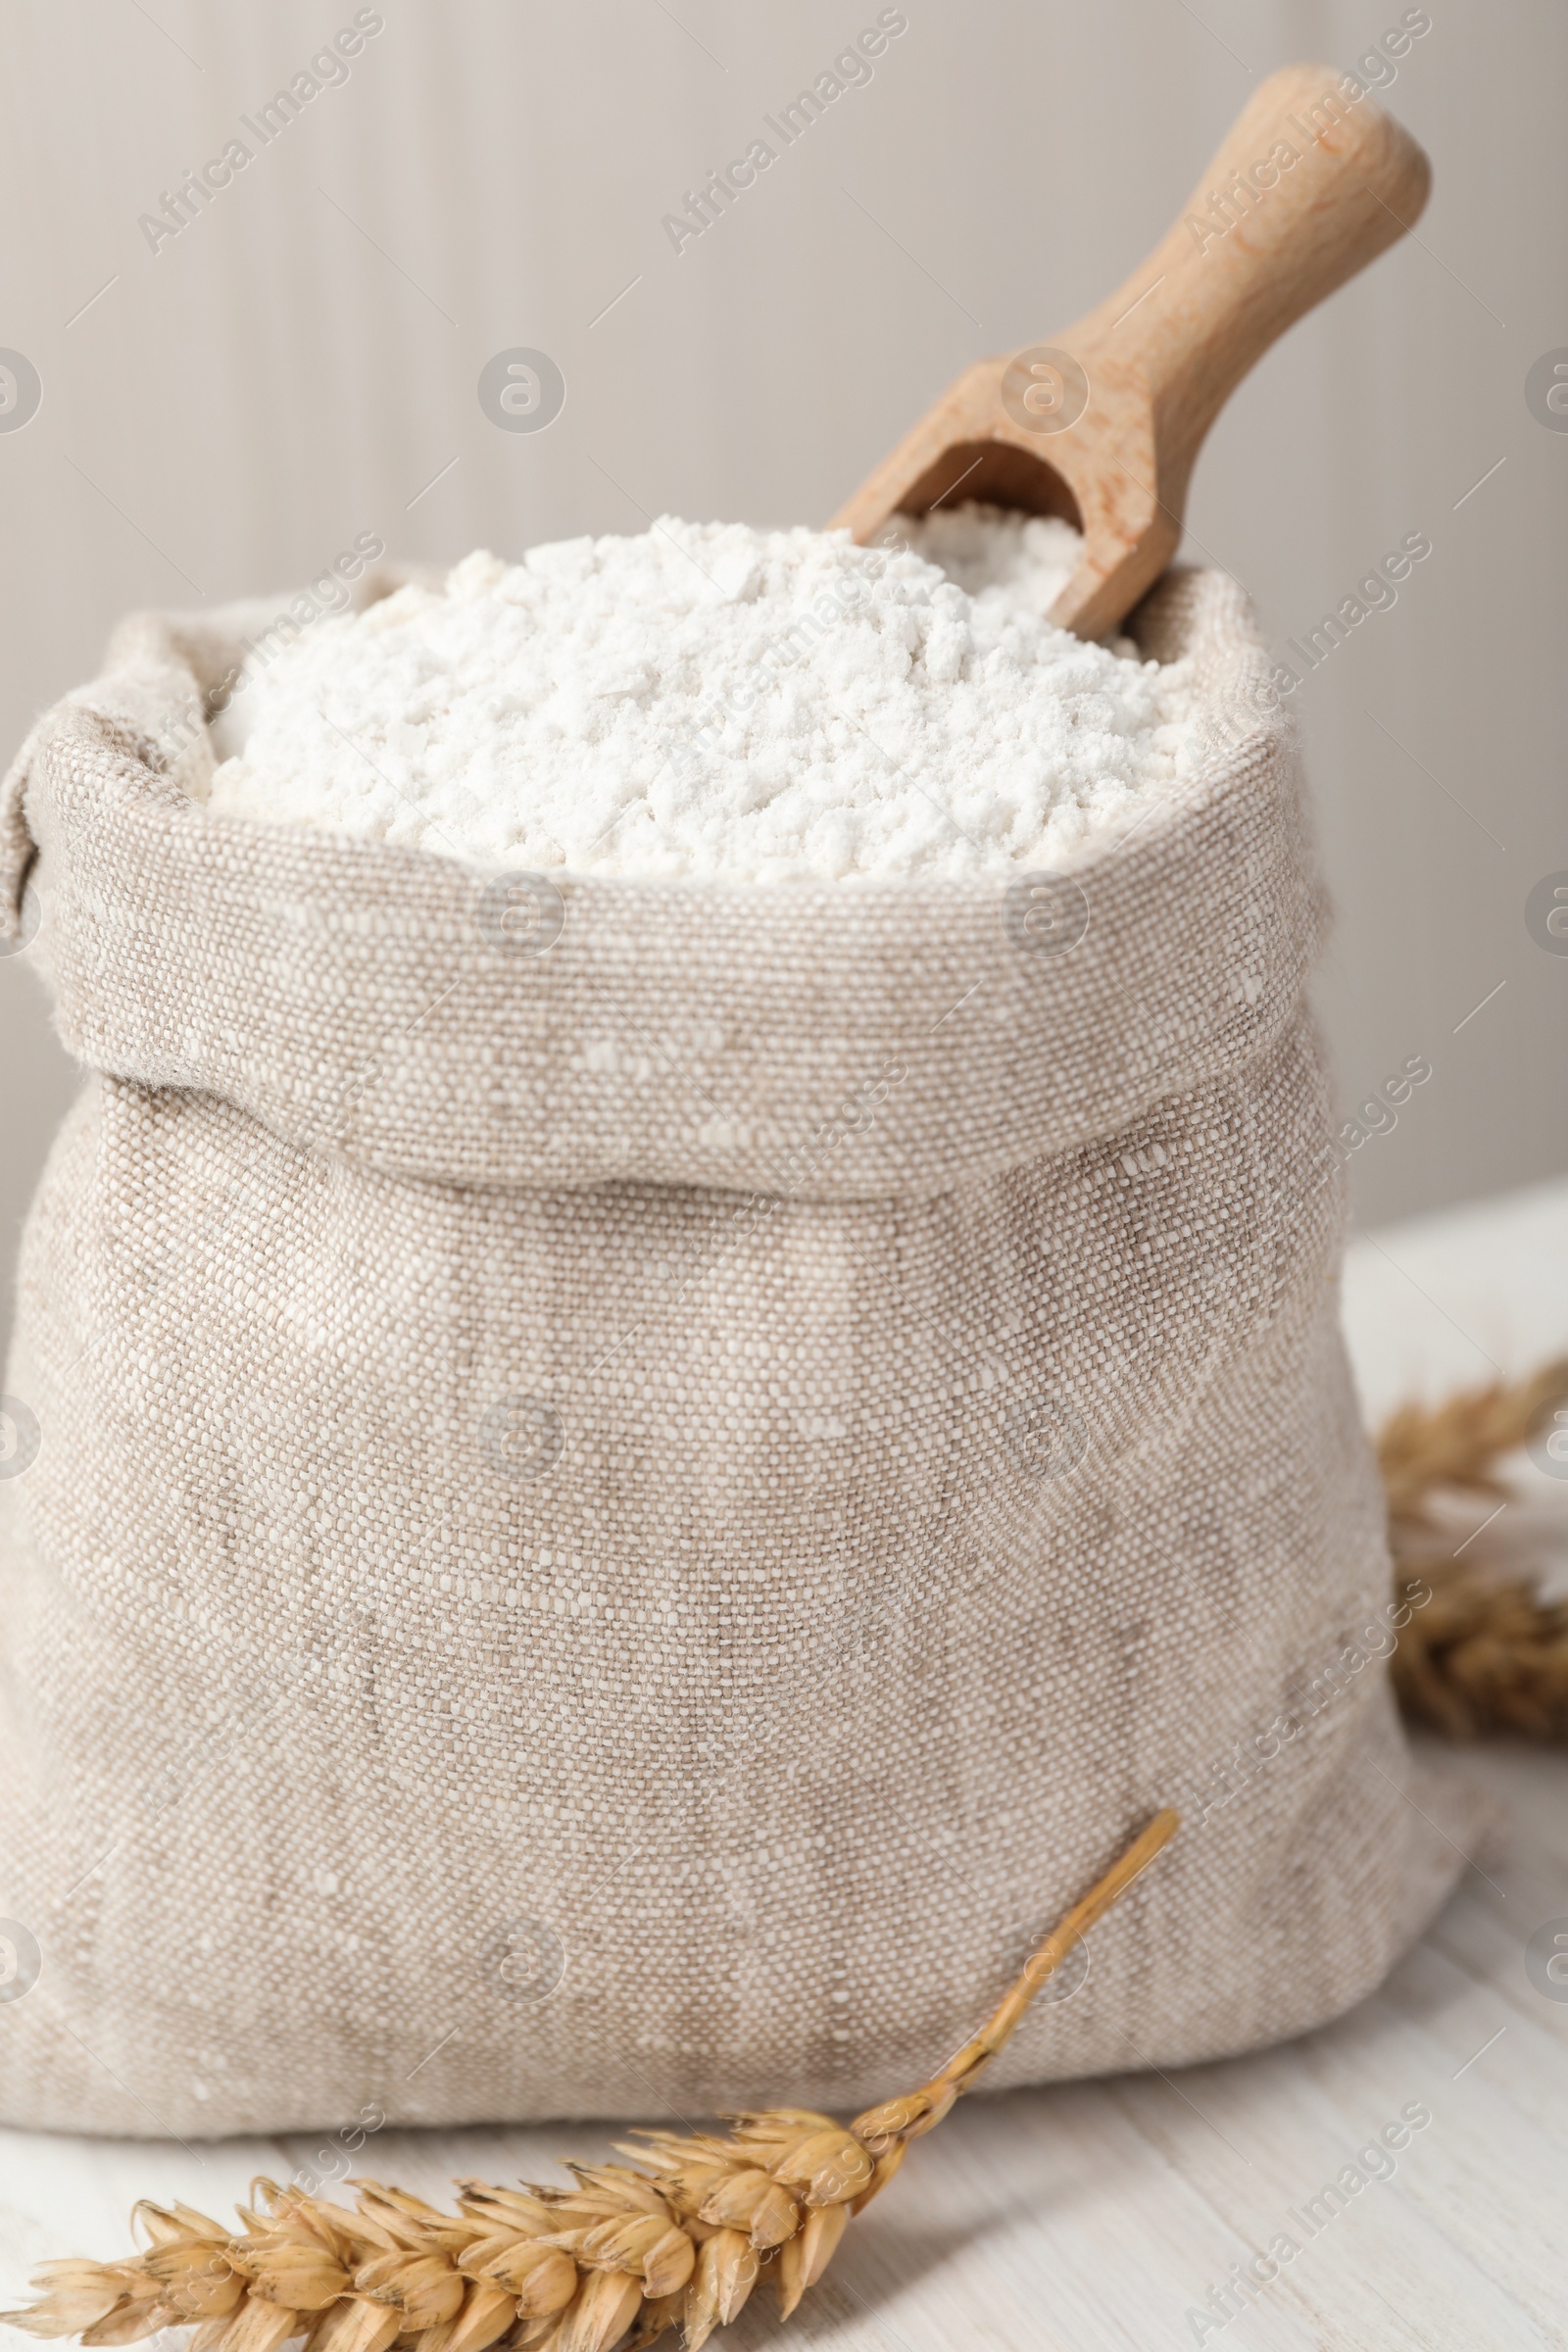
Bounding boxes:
3 1182 1566 2352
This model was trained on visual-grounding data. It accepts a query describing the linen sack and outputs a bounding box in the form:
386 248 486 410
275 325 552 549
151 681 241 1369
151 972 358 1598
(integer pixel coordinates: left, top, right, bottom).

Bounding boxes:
0 566 1479 2139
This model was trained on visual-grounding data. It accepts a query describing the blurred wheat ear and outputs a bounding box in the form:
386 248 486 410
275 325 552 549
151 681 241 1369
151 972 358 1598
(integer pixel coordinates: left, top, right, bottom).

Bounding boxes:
1 1813 1179 2352
1381 1356 1568 1740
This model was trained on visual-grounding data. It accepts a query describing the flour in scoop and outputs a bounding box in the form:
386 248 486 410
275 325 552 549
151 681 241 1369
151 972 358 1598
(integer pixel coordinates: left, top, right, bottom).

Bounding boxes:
205 506 1198 882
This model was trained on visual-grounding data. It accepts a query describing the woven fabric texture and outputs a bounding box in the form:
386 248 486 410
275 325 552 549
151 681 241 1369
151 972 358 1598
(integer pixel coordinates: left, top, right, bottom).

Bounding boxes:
0 568 1478 2137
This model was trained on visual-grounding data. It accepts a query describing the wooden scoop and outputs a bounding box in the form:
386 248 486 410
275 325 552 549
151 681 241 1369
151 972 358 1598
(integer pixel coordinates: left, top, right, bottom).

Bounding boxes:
831 62 1431 639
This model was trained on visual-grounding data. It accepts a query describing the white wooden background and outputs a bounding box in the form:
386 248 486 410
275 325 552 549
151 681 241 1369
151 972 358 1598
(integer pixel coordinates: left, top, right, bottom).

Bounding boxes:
2 1175 1565 2351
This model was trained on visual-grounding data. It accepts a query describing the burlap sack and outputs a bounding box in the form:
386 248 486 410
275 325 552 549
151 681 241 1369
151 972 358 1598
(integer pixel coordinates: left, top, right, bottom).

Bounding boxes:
0 567 1479 2139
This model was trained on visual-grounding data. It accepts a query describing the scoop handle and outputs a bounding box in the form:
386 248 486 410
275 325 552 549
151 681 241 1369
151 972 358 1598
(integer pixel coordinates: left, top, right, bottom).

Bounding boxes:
1078 62 1431 483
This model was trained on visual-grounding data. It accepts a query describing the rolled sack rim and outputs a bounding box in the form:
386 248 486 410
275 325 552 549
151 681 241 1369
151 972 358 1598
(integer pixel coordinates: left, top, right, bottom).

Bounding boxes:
0 565 1326 1200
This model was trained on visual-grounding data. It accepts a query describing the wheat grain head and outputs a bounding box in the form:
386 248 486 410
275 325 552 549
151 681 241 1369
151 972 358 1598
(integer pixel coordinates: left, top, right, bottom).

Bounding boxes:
1 1817 1178 2352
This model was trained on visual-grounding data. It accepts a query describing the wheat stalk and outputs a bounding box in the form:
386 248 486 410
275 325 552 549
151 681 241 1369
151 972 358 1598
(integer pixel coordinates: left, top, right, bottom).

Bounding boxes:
1 1813 1178 2352
1379 1356 1568 1740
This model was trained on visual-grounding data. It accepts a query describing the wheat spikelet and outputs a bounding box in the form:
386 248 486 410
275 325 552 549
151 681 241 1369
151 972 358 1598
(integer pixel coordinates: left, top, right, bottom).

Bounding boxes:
1379 1356 1568 1740
0 1814 1178 2352
1378 1356 1568 1526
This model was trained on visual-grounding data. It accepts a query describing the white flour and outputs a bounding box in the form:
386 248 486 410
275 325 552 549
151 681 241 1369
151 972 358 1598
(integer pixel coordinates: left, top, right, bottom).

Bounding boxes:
205 507 1197 882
